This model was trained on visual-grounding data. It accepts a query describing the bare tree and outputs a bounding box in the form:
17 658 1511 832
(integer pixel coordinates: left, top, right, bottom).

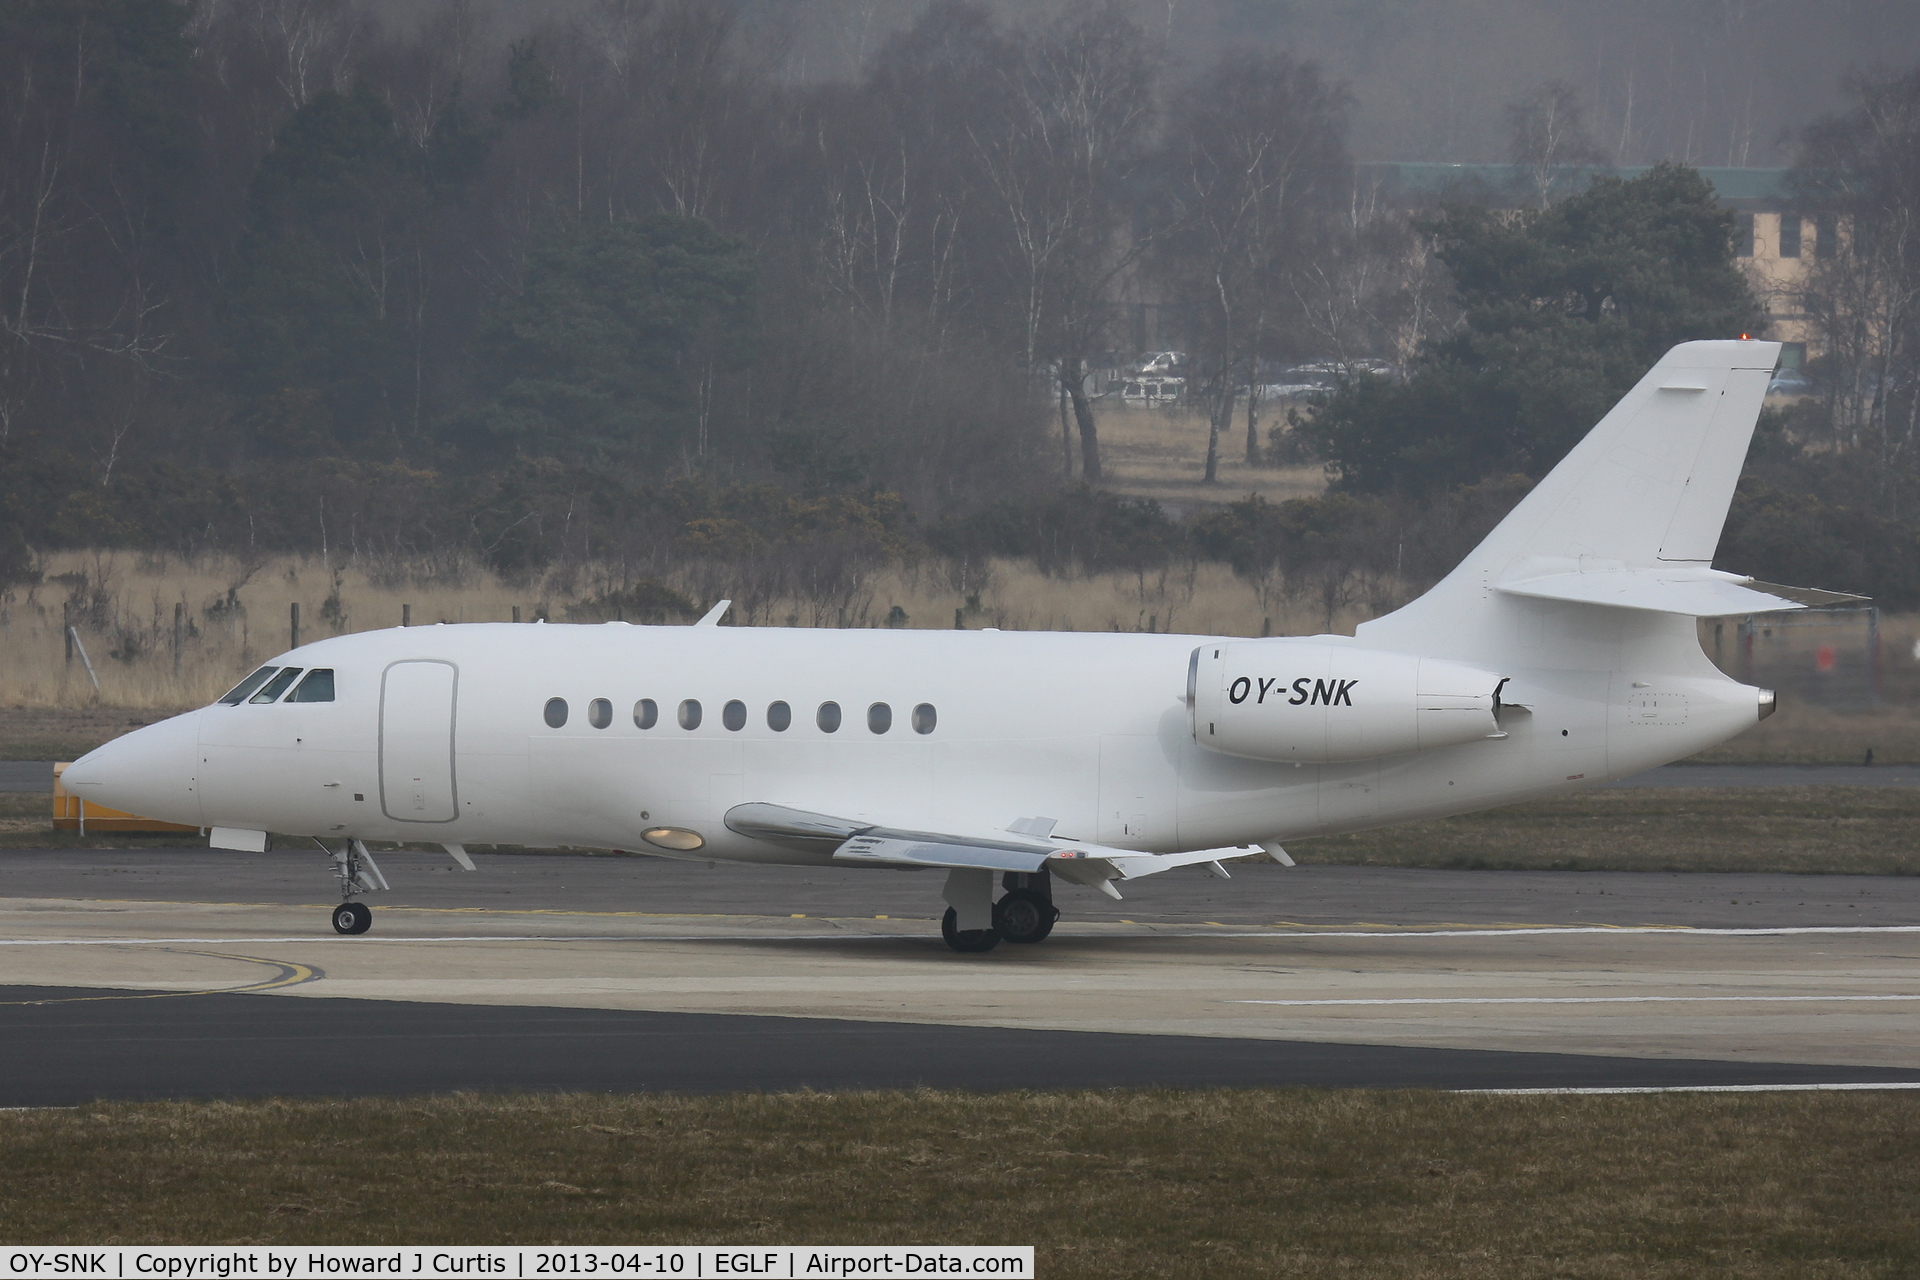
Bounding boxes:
1507 81 1609 208
1154 50 1349 479
971 0 1154 481
1792 68 1920 481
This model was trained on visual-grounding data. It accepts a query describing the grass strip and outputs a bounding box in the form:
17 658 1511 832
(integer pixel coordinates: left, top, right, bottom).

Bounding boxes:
1 1090 1917 1276
7 787 1920 874
1291 785 1920 875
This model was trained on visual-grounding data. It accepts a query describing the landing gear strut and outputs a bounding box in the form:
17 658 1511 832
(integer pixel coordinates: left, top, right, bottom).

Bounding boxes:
941 907 1000 953
993 870 1059 944
940 867 1062 953
322 838 387 935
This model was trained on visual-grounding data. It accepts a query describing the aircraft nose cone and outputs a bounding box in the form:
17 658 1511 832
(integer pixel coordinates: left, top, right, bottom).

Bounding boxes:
62 711 203 828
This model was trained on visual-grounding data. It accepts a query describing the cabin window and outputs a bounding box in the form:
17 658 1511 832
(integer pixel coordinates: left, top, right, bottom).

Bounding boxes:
218 666 278 705
868 702 892 734
634 699 658 729
912 703 937 734
767 700 792 731
250 668 302 703
287 669 335 702
679 699 703 730
816 701 842 733
588 698 612 729
544 697 569 728
723 699 746 731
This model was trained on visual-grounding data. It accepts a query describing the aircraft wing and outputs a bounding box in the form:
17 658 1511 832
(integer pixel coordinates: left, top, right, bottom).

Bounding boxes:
725 802 1256 898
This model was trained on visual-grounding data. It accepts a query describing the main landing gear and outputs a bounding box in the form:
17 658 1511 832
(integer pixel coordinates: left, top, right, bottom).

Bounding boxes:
940 868 1060 953
320 837 388 935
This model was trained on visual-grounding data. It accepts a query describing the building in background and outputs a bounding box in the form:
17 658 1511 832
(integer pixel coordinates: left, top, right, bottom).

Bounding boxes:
1354 164 1817 367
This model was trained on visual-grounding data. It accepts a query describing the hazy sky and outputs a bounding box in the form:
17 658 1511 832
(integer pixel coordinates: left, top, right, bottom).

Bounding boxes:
768 0 1915 165
408 0 1915 166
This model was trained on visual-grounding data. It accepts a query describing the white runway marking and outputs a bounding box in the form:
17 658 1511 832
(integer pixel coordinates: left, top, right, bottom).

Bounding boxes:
1469 1082 1920 1095
1232 994 1920 1007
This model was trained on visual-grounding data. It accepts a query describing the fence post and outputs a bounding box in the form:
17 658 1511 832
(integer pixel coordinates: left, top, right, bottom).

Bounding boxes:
1870 606 1882 704
173 602 184 677
290 602 300 650
512 605 521 624
63 601 72 668
402 603 411 628
954 607 964 630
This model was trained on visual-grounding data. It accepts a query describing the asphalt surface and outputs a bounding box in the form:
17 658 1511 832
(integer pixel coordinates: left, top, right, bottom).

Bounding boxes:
9 759 1920 792
5 846 1916 928
1606 764 1920 787
5 984 1918 1106
0 761 53 791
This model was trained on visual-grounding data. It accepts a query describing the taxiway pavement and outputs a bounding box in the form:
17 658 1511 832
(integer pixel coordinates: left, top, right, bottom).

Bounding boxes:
3 848 1919 1101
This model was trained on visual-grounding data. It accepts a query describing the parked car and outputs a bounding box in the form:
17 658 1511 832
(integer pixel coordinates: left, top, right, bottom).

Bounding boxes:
1120 377 1185 406
1134 351 1188 376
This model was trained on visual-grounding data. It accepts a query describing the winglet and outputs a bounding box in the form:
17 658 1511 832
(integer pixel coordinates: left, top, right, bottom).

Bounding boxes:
695 599 732 627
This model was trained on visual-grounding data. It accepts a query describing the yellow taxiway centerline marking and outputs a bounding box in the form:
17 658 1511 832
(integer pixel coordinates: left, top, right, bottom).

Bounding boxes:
0 951 320 1005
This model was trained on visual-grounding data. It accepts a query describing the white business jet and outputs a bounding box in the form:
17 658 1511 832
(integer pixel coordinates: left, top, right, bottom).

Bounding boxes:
63 339 1849 951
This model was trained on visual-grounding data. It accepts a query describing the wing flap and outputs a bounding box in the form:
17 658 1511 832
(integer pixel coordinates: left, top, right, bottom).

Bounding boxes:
835 833 1052 873
725 802 1259 885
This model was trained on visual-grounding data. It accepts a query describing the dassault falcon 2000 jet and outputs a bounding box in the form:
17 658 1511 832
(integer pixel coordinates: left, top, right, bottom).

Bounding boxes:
63 339 1851 952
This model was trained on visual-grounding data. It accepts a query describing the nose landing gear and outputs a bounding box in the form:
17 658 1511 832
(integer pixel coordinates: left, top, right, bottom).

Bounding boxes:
320 837 387 935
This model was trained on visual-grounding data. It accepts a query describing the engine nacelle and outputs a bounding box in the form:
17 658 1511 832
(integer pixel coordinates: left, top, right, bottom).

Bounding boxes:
1189 640 1504 764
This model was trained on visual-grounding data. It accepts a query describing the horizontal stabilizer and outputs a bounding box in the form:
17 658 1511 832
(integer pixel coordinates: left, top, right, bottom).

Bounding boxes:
1498 569 1864 616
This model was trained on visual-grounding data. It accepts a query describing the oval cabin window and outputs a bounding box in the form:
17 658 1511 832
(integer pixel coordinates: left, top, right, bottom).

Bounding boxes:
767 700 792 731
588 698 612 729
816 701 842 733
679 699 703 730
912 703 937 735
723 699 746 731
634 699 658 729
544 697 568 728
868 702 892 734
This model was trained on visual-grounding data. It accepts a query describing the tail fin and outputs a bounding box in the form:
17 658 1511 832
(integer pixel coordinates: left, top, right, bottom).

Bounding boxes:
1360 339 1786 650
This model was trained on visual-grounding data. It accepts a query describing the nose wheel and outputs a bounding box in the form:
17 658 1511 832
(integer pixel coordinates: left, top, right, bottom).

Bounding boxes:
319 837 388 936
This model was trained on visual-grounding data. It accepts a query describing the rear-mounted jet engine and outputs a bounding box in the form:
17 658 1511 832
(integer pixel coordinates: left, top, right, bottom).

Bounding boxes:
1188 641 1506 764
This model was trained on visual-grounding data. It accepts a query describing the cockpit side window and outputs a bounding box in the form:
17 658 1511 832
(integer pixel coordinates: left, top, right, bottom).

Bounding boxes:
218 666 279 705
250 668 303 703
287 669 335 702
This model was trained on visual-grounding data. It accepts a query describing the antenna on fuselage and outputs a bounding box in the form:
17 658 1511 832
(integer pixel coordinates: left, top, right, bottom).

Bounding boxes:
695 599 732 627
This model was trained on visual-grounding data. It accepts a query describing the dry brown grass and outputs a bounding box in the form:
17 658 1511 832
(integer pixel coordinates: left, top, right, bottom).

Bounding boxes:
1 1090 1916 1275
1093 401 1326 513
0 550 1370 722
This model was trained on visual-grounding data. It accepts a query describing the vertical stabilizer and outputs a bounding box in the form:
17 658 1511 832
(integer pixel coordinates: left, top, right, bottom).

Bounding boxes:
1359 339 1780 653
